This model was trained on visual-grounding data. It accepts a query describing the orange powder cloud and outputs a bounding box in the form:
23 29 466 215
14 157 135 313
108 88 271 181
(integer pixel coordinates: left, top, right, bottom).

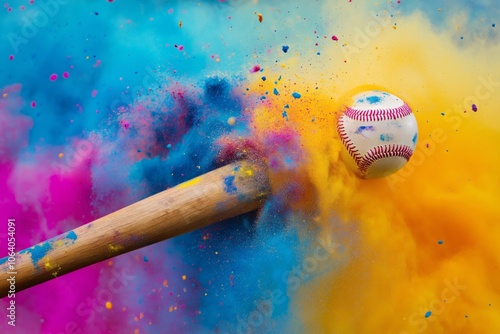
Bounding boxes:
247 7 500 334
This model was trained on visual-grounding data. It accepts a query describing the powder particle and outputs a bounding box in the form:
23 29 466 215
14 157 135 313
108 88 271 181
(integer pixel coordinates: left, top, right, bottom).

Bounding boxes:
250 65 261 73
223 175 237 193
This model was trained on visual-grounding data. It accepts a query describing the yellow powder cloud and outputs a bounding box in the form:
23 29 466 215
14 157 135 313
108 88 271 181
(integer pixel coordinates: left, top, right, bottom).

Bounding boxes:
249 6 500 334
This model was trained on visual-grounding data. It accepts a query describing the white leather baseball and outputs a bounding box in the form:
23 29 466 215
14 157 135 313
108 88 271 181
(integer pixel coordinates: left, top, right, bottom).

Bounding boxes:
337 90 418 179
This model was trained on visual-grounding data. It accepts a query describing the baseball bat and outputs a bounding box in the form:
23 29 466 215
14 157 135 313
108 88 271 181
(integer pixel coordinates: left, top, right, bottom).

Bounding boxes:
0 160 269 297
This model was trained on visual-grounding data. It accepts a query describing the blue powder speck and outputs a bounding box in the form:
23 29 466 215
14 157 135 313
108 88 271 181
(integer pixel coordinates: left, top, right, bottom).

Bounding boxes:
224 176 237 194
355 126 375 134
273 88 279 95
292 92 301 99
262 76 266 81
366 96 381 104
438 240 444 245
66 231 78 241
412 133 418 144
282 45 289 53
425 311 432 318
493 23 496 27
282 110 288 121
143 256 149 262
380 133 394 142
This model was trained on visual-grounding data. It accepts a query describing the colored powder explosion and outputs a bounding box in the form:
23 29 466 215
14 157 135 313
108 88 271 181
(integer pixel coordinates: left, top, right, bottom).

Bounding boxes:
1 1 499 333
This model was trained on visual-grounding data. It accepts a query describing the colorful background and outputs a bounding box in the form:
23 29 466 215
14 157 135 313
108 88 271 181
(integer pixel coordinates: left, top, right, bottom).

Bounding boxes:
1 0 499 333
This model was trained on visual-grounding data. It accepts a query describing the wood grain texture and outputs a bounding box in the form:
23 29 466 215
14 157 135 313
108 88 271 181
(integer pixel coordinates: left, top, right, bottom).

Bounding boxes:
0 160 269 297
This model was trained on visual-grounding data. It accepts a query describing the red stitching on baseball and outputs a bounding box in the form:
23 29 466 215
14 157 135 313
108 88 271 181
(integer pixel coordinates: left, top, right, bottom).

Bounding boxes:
358 145 413 173
344 103 412 122
337 116 362 163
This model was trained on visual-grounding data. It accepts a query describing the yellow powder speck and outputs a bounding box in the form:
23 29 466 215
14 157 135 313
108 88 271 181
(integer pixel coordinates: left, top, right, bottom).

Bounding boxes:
182 275 186 280
179 177 201 189
108 244 124 252
134 329 140 334
256 12 263 23
163 279 168 287
58 153 64 158
52 240 65 248
108 260 113 266
105 301 112 310
227 116 236 125
140 312 144 319
169 306 173 312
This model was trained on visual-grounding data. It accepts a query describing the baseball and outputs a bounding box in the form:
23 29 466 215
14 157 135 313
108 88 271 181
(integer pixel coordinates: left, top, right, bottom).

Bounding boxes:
337 90 418 179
